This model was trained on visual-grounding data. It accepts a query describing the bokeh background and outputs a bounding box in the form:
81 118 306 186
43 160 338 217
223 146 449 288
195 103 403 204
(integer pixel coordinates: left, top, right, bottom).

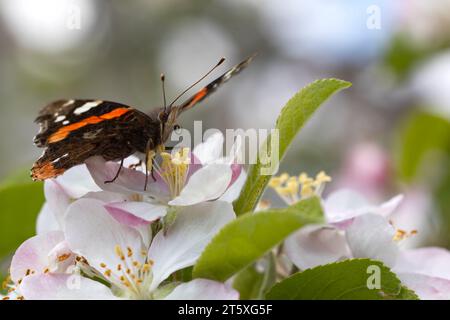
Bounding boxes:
1 0 450 279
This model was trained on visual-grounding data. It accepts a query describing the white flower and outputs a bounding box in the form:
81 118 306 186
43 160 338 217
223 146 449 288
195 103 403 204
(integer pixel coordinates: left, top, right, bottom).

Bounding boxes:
284 189 450 300
8 198 238 300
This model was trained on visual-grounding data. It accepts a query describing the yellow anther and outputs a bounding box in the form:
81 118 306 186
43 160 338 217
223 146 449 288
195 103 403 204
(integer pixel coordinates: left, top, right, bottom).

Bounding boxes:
114 245 125 260
117 264 122 271
300 181 315 198
43 268 50 274
393 229 407 241
314 171 332 185
268 173 289 188
299 173 313 184
57 253 71 262
100 263 107 268
104 269 112 277
127 247 133 258
142 263 152 272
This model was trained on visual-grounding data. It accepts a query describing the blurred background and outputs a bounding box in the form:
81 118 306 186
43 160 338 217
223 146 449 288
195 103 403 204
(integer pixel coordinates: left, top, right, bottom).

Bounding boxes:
1 0 450 278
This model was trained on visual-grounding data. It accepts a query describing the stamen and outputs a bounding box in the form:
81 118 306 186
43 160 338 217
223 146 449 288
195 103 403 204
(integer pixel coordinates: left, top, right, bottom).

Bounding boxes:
269 171 332 204
57 253 71 262
114 245 125 260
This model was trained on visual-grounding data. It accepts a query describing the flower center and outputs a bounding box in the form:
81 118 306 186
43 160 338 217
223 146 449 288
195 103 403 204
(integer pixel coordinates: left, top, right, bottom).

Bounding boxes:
98 245 154 299
152 148 191 199
268 171 332 205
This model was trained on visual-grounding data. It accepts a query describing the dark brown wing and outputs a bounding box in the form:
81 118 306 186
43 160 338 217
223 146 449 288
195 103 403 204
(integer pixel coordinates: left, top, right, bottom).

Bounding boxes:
178 54 256 113
32 100 159 180
34 99 136 147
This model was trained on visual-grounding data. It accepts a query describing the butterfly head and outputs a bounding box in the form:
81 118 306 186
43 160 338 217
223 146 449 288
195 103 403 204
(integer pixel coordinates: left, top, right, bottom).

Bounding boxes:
157 106 182 144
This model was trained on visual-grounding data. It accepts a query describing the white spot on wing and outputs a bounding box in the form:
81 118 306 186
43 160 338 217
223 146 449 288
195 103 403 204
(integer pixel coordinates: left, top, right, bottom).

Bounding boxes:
52 153 69 164
55 115 66 122
62 120 70 125
62 100 74 108
74 100 102 115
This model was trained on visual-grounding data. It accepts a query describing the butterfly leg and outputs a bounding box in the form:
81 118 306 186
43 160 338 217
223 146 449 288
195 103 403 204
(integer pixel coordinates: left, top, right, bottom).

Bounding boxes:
104 158 124 184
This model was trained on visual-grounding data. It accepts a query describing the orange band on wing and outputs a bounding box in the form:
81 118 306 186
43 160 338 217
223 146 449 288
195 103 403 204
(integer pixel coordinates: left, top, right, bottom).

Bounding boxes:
31 162 65 180
48 107 130 143
186 88 208 109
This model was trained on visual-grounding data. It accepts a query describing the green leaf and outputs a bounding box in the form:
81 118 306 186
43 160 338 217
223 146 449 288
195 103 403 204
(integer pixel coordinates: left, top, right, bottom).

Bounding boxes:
233 253 276 300
193 196 323 282
233 78 351 215
395 111 450 182
266 259 419 300
0 182 44 258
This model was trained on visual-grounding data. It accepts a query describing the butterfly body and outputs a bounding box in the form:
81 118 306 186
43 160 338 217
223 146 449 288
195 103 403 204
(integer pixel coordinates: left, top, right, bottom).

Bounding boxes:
31 55 255 181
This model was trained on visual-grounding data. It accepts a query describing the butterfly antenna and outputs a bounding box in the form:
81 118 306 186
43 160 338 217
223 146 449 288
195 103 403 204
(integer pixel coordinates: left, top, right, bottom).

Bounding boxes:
167 57 225 109
161 73 167 113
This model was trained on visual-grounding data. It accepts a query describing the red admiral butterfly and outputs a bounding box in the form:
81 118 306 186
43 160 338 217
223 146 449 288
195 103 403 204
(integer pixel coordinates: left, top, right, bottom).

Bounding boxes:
31 55 255 187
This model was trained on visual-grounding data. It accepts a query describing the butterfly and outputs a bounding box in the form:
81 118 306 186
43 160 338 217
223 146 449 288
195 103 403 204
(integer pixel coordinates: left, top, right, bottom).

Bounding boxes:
31 54 255 187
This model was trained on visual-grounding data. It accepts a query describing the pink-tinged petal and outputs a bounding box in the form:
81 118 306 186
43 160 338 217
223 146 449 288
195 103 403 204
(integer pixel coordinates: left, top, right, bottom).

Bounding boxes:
20 274 117 300
164 279 239 300
83 190 129 203
394 247 450 280
86 156 170 200
284 225 351 270
324 189 403 225
149 201 235 290
65 198 145 273
389 190 434 248
229 164 242 186
36 203 60 235
56 164 101 198
219 169 247 203
186 153 203 179
324 189 370 223
346 214 399 267
47 241 76 273
169 164 232 206
376 194 404 217
10 231 65 283
193 132 224 165
105 201 167 226
397 273 450 300
44 180 72 229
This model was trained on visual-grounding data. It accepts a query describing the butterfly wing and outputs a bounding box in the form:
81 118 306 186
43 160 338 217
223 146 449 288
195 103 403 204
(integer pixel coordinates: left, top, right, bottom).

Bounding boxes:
177 54 256 113
32 100 158 180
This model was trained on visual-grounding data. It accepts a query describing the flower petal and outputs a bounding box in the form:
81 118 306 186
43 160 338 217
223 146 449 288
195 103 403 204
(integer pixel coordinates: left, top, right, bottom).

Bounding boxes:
193 132 224 165
324 189 403 225
284 224 351 270
105 201 167 226
169 164 232 206
393 247 450 279
36 203 60 235
346 214 399 267
86 156 170 200
148 201 235 290
10 231 65 283
65 198 145 273
56 164 101 198
20 274 117 300
219 168 247 203
164 279 239 300
44 180 72 229
397 273 450 300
